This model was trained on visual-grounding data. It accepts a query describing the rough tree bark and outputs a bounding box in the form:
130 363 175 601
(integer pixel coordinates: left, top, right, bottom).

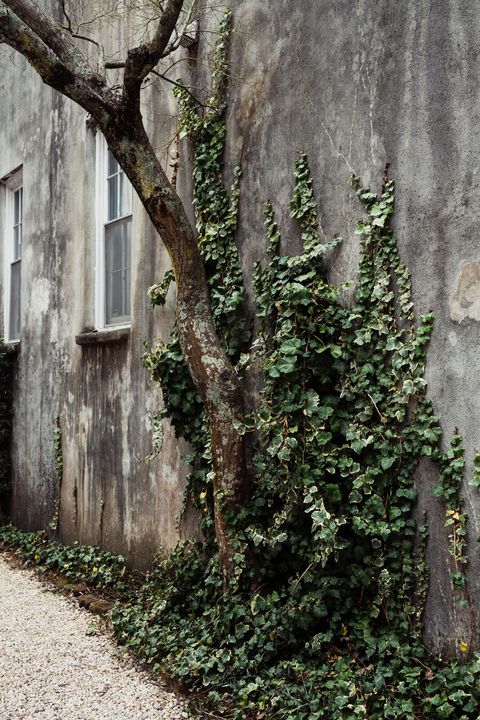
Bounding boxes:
0 0 247 580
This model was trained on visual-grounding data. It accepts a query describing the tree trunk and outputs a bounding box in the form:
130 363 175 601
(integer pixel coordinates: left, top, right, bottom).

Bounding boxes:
102 112 247 581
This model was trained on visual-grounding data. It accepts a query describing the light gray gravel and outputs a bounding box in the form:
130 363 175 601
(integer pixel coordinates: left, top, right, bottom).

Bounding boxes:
0 556 192 720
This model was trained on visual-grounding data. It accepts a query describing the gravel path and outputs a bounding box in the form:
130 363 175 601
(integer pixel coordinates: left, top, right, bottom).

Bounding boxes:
0 556 192 720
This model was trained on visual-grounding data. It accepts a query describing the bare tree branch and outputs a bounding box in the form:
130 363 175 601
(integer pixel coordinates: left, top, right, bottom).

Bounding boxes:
123 0 184 105
60 0 106 71
2 0 103 82
150 69 206 107
0 1 114 115
105 61 126 69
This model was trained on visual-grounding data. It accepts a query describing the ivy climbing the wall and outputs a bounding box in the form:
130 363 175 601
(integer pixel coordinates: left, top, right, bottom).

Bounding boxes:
49 417 63 532
115 11 480 719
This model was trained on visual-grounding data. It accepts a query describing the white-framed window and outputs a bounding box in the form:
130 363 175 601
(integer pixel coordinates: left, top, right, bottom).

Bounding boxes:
3 169 23 342
95 135 132 328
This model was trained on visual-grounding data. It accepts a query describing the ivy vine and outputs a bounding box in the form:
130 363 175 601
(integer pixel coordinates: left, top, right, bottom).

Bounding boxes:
54 417 63 481
115 11 480 719
49 416 63 532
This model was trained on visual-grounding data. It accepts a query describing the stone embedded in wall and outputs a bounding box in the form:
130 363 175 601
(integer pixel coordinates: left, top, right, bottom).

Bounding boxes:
449 261 480 323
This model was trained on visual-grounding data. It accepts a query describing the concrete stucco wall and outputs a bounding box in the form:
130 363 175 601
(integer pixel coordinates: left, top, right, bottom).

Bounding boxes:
0 3 197 569
1 0 480 652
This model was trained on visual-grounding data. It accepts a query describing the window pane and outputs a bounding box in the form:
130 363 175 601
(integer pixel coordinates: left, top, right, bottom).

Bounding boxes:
111 268 123 320
9 259 21 340
13 225 21 260
108 174 118 221
14 188 21 225
124 222 131 317
108 150 118 176
105 218 131 325
118 171 132 217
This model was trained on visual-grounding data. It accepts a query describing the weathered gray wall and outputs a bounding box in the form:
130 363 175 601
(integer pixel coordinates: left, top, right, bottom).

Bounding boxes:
2 0 480 653
226 0 480 656
0 2 198 568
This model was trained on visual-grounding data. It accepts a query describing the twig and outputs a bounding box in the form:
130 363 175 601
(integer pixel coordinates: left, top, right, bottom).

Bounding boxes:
367 392 386 424
60 0 105 71
150 69 209 107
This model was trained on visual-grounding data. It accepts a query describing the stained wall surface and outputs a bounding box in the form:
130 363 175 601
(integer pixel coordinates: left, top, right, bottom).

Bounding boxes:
0 1 197 568
1 0 480 652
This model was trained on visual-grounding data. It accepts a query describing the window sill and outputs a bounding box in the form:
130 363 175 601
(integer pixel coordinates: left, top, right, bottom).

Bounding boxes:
5 342 20 356
75 327 130 346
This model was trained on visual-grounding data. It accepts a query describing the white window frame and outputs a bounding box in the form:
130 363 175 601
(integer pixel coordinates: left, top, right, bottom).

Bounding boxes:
3 168 23 343
95 135 132 329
